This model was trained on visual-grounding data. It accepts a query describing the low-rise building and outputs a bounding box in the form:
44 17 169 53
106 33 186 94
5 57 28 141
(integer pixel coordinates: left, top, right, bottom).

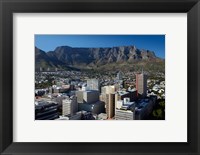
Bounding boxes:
115 109 135 120
78 101 105 114
97 113 107 120
135 98 154 120
115 99 135 120
115 90 137 103
35 101 59 120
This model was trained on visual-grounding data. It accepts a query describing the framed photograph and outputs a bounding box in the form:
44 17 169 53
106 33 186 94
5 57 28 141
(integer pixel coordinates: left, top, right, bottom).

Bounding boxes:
35 34 165 120
0 0 200 154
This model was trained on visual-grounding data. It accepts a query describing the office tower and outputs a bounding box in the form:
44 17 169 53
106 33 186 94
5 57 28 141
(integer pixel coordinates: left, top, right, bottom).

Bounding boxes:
62 96 78 116
136 73 147 97
100 86 116 119
87 79 100 91
106 93 115 118
76 91 84 103
83 90 99 103
101 85 115 94
76 89 104 115
76 90 99 104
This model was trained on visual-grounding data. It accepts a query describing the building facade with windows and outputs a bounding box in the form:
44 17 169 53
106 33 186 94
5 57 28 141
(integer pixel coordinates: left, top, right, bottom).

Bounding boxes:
136 73 147 97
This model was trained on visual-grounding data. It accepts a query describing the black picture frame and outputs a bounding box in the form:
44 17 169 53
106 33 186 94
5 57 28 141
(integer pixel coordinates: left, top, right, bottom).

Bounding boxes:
0 0 200 154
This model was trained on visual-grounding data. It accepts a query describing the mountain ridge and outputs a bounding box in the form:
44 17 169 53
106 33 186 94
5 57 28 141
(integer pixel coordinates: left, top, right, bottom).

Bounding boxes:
35 45 164 72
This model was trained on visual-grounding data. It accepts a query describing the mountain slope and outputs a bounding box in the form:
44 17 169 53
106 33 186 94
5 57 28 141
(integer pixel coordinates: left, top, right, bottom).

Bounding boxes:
35 45 164 72
35 47 59 69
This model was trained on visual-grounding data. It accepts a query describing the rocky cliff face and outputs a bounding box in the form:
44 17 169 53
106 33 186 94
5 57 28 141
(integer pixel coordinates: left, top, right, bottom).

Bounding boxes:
35 45 164 71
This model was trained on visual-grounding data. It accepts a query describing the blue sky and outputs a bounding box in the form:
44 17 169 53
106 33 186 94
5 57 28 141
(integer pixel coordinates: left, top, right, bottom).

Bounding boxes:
35 35 165 58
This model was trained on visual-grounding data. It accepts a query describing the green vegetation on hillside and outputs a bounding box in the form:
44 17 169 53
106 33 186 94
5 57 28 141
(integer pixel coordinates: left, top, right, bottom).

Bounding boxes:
147 99 165 120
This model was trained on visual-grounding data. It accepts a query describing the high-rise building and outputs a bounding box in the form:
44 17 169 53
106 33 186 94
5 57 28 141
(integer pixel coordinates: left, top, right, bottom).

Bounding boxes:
101 85 115 94
76 90 99 104
87 79 100 91
100 86 116 119
106 93 115 118
62 96 78 116
76 89 104 114
136 73 147 97
76 91 84 103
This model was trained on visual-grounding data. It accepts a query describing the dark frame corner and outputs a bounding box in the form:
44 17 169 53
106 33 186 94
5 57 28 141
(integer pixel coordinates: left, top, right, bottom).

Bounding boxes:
0 0 200 155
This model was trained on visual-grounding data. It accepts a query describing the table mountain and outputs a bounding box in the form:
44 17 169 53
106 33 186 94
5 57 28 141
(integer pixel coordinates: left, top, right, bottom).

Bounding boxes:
35 45 164 72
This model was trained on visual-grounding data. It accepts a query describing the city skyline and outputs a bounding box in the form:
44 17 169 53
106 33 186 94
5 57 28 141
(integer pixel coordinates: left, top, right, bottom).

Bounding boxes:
35 34 165 120
35 35 165 58
35 71 165 120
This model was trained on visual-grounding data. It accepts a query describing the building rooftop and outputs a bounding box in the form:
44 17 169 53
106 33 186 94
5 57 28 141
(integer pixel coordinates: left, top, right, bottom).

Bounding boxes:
77 90 99 93
35 101 57 106
56 116 69 120
119 102 135 111
135 99 151 111
118 91 129 96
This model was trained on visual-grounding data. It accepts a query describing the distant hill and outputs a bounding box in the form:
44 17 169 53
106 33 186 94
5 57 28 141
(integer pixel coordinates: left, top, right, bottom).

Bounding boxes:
35 45 164 72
